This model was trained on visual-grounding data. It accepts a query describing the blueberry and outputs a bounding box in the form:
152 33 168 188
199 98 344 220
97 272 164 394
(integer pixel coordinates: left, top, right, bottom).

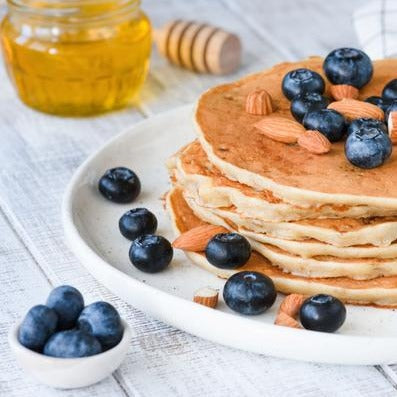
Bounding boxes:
365 96 391 113
78 301 123 350
129 234 173 273
43 330 102 358
290 92 330 123
46 285 84 330
323 48 373 88
382 79 397 101
300 294 346 333
18 305 58 352
345 127 392 169
347 118 387 136
303 109 346 142
282 68 325 100
385 100 397 122
223 271 276 315
98 167 141 203
205 233 251 269
119 208 158 241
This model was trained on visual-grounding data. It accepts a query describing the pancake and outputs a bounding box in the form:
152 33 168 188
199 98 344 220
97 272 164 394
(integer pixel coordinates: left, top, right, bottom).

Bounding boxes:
195 57 397 209
171 141 397 221
184 192 397 280
170 141 397 247
166 188 397 307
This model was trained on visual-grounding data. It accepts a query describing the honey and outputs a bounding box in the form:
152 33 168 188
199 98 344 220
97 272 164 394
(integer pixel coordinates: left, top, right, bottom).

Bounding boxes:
1 0 151 116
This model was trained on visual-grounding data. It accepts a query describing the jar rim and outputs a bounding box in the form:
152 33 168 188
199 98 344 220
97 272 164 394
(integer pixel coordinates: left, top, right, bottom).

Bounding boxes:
6 0 140 23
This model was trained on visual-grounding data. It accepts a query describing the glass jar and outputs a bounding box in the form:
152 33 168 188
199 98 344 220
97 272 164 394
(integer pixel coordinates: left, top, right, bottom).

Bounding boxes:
0 0 151 116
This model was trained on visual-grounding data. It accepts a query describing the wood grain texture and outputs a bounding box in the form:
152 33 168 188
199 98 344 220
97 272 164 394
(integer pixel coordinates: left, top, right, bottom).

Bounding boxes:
1 0 397 396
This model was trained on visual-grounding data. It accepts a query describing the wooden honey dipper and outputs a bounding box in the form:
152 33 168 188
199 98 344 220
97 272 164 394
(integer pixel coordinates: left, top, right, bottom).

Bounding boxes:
154 20 242 75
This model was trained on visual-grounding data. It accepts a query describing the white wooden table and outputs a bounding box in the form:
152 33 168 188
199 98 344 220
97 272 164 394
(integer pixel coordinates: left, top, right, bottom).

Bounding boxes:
1 1 397 396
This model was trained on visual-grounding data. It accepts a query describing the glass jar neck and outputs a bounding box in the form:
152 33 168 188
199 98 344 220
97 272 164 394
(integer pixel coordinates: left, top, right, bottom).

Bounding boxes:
7 0 140 25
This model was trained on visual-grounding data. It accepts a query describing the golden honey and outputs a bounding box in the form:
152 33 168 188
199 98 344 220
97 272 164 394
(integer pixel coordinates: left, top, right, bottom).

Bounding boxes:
1 0 151 116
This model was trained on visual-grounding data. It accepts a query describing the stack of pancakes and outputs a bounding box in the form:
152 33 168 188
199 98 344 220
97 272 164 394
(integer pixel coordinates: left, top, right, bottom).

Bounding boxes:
167 57 397 307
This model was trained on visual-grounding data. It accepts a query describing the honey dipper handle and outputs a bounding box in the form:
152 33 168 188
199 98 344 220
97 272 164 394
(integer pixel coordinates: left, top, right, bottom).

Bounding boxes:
153 20 242 75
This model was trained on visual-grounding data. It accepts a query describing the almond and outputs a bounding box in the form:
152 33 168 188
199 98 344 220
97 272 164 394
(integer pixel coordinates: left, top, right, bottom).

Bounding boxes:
388 111 397 144
327 98 384 121
274 311 301 328
279 294 305 317
274 294 305 329
193 287 219 308
297 130 331 154
245 89 274 115
172 224 227 252
254 116 305 143
329 84 359 101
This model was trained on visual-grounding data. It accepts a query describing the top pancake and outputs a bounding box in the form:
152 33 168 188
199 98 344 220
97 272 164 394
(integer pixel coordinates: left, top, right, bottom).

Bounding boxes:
195 57 397 208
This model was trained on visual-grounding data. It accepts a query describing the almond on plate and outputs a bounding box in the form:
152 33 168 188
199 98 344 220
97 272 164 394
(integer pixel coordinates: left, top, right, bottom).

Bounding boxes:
193 287 219 308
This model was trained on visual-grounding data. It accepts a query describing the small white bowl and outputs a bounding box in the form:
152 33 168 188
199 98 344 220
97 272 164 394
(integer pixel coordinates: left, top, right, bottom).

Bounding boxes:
8 319 131 389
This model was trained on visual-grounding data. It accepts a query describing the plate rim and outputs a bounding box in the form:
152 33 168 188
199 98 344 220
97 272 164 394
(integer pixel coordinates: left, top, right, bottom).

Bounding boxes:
62 105 397 365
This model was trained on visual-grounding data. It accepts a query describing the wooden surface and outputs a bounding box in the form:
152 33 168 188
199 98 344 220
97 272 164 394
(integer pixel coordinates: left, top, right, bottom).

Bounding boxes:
1 0 397 396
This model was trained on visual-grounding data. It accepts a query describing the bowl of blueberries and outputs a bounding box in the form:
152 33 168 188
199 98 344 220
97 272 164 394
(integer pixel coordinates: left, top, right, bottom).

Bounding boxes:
8 285 131 389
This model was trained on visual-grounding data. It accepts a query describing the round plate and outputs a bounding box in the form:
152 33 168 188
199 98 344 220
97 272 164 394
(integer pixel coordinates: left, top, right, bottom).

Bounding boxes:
62 105 397 365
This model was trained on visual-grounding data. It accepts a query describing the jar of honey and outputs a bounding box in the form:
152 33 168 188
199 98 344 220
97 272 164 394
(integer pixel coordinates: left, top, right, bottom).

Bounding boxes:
0 0 151 116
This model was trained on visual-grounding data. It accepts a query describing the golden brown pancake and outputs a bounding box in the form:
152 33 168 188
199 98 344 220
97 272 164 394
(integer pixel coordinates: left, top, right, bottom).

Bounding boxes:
195 57 397 208
167 188 397 307
170 141 397 247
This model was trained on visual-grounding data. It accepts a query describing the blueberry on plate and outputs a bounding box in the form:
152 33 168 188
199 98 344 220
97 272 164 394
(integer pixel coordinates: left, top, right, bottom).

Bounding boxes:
78 301 123 350
300 294 346 333
129 234 173 273
223 271 276 315
119 208 158 241
290 92 330 123
303 109 346 142
382 79 397 101
365 96 391 113
18 305 58 352
46 285 84 330
345 126 392 169
205 233 251 269
347 118 387 136
281 68 325 100
98 167 141 203
323 47 373 88
384 100 397 122
43 329 102 358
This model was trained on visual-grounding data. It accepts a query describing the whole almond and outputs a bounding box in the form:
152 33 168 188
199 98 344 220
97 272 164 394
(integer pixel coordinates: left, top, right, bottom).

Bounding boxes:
172 224 227 252
254 116 305 143
329 84 359 101
246 89 274 115
297 130 331 154
278 294 305 317
274 311 301 328
388 111 397 144
274 294 305 329
328 98 384 121
193 287 219 308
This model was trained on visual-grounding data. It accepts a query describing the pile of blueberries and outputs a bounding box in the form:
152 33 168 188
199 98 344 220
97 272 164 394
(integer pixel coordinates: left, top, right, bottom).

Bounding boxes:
18 286 124 358
282 47 394 169
98 172 346 333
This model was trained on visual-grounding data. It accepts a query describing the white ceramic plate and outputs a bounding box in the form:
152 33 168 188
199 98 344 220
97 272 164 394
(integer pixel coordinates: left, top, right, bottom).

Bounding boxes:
63 105 397 365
